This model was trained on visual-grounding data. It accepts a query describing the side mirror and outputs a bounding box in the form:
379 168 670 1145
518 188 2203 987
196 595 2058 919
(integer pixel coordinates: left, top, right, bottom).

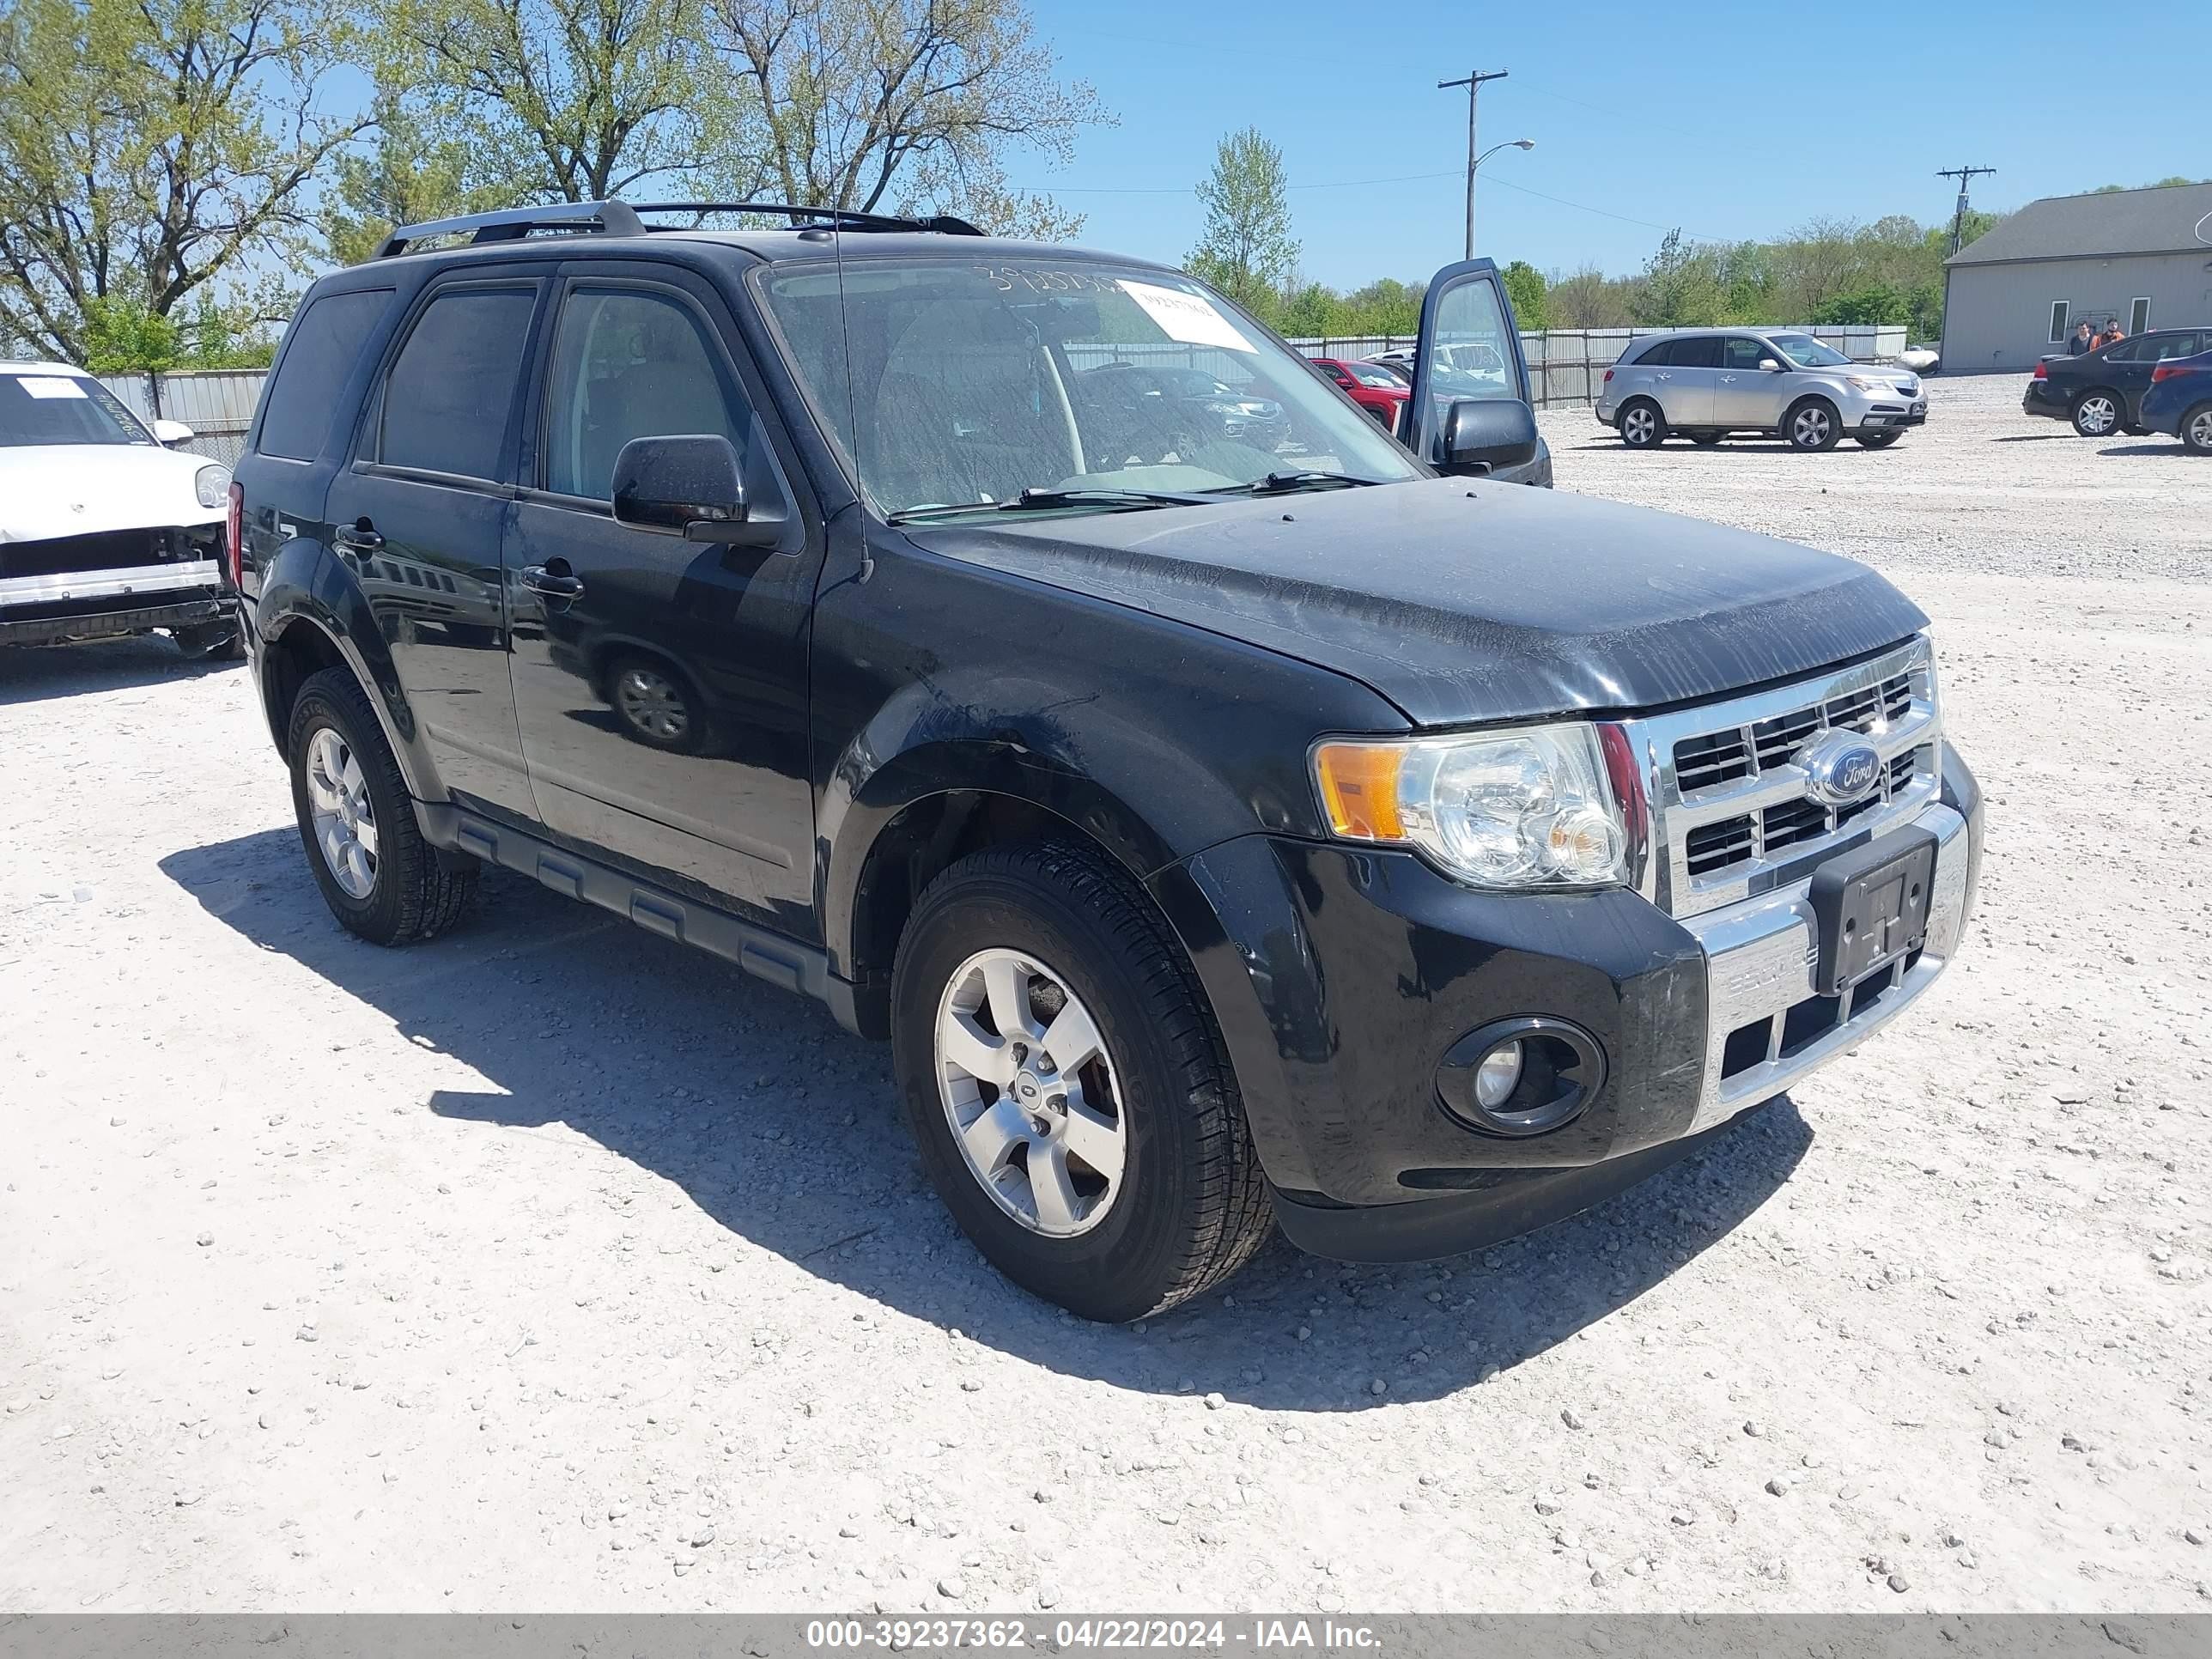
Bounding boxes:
611 434 775 546
151 418 195 445
1759 358 1783 373
1442 398 1539 474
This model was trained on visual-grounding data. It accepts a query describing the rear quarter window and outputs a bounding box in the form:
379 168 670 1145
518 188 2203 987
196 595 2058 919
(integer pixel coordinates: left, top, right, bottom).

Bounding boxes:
257 288 392 461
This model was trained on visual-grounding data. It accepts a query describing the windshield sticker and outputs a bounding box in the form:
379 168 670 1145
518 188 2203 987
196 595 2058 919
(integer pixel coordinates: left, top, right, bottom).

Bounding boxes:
18 376 88 399
1117 281 1255 353
972 265 1123 295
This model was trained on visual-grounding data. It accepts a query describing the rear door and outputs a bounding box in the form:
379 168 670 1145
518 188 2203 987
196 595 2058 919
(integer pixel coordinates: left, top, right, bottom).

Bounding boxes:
504 261 823 933
320 272 545 819
1653 337 1720 426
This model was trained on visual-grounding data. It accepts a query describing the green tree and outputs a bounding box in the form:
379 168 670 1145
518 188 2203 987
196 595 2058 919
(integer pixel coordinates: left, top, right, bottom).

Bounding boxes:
1499 259 1547 330
321 96 522 265
0 0 366 362
1187 127 1298 314
1808 284 1908 326
376 0 727 204
713 0 1103 237
1276 281 1340 337
1631 229 1725 327
1340 276 1422 335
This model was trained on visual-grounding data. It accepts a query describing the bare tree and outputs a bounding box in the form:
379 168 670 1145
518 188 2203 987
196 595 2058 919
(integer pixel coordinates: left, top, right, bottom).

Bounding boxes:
708 0 1102 231
0 0 367 362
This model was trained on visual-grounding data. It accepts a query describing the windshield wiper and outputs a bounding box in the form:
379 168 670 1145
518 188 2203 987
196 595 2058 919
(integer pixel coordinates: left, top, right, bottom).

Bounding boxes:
1212 470 1389 497
887 485 1215 525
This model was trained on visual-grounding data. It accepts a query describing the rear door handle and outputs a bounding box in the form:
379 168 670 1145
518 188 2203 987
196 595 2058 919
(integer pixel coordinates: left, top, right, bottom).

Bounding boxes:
334 523 384 554
521 564 585 599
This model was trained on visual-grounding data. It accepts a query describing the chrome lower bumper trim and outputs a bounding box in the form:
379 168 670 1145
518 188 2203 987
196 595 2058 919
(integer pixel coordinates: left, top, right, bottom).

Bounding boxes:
0 559 222 605
1683 799 1970 1133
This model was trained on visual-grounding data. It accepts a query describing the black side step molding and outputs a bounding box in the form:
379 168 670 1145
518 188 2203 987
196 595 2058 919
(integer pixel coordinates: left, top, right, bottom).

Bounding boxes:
416 803 867 1034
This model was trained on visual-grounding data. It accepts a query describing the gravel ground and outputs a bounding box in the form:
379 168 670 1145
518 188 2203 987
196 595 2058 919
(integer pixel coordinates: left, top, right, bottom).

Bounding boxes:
3 374 2209 1614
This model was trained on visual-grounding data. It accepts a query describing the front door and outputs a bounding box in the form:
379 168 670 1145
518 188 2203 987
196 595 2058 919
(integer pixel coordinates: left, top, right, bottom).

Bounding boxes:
505 266 823 935
1404 259 1543 481
1713 335 1782 428
320 276 544 819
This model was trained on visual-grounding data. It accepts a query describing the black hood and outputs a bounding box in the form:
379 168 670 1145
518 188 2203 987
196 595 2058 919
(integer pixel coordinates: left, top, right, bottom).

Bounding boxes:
902 477 1928 726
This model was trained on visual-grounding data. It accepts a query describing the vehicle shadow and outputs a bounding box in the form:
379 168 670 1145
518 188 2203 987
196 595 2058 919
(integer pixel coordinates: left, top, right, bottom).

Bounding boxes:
0 635 241 705
161 827 1812 1412
2095 442 2188 458
1989 432 2080 442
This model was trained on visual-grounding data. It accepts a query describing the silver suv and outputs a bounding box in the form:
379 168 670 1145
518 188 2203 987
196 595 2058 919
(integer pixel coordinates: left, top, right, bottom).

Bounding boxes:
1597 328 1926 452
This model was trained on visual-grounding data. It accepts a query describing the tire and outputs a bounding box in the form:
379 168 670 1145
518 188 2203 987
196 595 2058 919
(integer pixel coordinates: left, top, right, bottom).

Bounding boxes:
605 652 707 755
287 665 476 945
1618 399 1668 449
1856 430 1905 449
890 841 1273 1322
2183 403 2212 456
2071 389 2122 438
1687 431 1723 447
1784 398 1842 452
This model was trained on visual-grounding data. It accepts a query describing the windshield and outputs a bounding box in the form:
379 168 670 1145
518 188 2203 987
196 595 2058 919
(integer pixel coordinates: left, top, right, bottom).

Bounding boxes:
1346 362 1404 389
0 371 154 447
1767 333 1852 368
756 258 1423 520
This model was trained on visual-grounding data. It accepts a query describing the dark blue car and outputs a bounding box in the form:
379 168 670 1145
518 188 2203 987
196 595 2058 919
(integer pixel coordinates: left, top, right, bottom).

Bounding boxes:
2138 347 2212 453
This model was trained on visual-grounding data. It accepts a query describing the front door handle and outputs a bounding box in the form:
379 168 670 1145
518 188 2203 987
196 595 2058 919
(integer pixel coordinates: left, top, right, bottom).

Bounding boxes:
334 521 384 554
521 563 585 599
1719 374 1737 383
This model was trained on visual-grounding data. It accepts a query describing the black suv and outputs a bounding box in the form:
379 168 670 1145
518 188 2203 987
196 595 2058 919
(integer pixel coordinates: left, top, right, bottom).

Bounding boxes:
232 200 1982 1322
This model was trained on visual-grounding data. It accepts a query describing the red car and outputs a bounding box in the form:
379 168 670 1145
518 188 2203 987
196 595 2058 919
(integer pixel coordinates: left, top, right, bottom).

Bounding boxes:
1311 357 1410 434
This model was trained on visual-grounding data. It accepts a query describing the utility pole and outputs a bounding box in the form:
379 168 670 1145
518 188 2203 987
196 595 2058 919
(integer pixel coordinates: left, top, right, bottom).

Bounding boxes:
1936 165 1997 255
1439 69 1509 261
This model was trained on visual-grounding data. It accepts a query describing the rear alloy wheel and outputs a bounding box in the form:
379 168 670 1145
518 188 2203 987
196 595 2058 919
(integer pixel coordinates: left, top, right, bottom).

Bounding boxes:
1618 399 1667 449
2071 390 2121 438
1856 429 1905 449
287 665 476 945
891 841 1273 1322
2181 404 2212 455
1786 398 1841 452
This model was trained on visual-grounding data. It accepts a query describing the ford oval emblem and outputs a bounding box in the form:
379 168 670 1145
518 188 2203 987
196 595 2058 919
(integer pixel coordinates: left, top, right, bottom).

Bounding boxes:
1802 731 1882 808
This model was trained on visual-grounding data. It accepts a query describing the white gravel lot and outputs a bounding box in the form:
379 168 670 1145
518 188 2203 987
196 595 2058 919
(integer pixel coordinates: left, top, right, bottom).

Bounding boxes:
3 374 2209 1614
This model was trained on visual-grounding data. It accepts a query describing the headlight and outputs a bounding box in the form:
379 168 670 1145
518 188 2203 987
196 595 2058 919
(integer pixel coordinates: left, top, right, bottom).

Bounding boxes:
195 464 231 510
1844 374 1890 393
1311 722 1632 890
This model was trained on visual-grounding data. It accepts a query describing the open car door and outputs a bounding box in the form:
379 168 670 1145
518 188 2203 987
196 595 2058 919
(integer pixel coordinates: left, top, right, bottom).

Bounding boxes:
1403 258 1552 486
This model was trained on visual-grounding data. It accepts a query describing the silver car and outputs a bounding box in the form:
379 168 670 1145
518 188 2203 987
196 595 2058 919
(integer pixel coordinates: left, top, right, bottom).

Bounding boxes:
1596 328 1927 452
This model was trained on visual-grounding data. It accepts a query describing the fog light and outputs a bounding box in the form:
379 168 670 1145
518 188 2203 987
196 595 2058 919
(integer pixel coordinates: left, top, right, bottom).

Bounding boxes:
1436 1017 1608 1139
1473 1041 1523 1110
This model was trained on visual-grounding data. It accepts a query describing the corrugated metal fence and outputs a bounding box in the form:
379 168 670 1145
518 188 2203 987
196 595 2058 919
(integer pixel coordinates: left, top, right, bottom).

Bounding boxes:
1290 325 1909 407
89 324 1907 459
96 369 264 466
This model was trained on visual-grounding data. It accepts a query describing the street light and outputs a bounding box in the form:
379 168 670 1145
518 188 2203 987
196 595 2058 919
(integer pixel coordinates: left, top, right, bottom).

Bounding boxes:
1466 138 1535 260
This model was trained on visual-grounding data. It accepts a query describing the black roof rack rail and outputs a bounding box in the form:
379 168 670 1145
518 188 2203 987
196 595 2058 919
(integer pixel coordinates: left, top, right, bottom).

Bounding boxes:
374 200 645 258
625 201 986 236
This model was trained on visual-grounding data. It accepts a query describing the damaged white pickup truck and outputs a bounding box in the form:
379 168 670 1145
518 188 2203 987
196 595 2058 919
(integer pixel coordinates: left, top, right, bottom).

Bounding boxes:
0 361 240 658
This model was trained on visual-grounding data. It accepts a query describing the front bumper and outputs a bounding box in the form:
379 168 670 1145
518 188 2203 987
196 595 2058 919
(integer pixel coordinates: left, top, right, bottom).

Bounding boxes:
1153 743 1982 1262
0 559 234 647
1849 402 1927 434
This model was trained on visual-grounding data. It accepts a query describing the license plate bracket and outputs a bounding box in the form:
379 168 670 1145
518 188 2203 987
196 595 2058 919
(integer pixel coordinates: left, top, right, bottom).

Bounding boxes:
1808 825 1938 996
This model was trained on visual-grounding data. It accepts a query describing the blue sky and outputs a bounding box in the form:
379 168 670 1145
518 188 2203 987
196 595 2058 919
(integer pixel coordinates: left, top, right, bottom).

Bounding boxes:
1006 0 2212 288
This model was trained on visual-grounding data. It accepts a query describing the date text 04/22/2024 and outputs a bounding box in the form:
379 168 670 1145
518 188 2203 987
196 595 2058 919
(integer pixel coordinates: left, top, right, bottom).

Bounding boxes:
803 1618 1383 1650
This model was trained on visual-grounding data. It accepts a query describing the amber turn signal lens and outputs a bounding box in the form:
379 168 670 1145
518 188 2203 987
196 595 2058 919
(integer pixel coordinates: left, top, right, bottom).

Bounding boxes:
1312 743 1407 842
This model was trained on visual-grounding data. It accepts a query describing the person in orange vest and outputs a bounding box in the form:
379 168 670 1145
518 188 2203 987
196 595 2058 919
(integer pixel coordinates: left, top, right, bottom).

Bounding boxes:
2094 318 2127 349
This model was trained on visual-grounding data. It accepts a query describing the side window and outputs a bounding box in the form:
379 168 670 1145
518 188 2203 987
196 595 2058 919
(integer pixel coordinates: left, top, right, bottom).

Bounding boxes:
2149 333 2202 362
258 289 391 461
1670 337 1723 369
2104 337 2148 363
377 287 538 480
1722 337 1770 371
1626 339 1668 366
1427 276 1519 400
543 288 750 502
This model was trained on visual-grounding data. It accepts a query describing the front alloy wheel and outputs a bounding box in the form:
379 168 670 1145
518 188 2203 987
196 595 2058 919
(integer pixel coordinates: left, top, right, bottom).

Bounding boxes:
935 947 1127 1237
2073 392 2120 437
1788 400 1839 451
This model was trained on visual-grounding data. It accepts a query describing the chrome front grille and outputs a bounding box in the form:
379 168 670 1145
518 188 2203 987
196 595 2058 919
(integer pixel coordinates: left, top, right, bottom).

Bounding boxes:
1619 637 1941 920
